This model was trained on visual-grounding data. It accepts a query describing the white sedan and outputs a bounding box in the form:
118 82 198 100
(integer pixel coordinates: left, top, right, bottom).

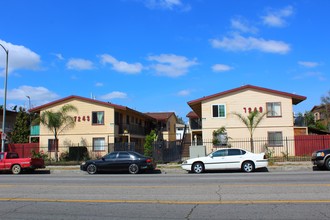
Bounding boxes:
181 148 268 173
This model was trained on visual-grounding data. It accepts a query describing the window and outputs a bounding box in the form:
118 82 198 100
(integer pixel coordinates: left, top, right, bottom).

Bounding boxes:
118 152 131 159
93 138 105 151
268 131 283 146
212 104 226 118
228 149 242 156
212 149 228 157
48 139 56 152
267 102 281 117
104 152 117 160
92 111 104 125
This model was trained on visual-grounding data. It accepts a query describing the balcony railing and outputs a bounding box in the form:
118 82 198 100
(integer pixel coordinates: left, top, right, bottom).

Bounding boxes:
190 119 202 130
116 123 151 136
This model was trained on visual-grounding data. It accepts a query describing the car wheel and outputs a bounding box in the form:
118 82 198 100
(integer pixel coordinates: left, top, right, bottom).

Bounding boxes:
242 161 254 173
128 164 139 174
12 164 21 175
192 162 204 173
325 158 330 170
86 164 97 174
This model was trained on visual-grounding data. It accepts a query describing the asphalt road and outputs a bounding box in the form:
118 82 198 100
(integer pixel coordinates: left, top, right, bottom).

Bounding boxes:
0 169 330 220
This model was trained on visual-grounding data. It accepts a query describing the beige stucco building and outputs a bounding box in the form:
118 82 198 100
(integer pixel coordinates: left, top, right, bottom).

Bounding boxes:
145 112 177 141
30 96 177 159
187 85 306 155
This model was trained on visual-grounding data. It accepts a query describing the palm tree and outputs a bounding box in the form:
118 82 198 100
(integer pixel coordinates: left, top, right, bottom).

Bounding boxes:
34 104 78 161
231 111 267 152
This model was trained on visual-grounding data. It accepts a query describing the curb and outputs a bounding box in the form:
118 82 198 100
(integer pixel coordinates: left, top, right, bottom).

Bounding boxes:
43 162 315 174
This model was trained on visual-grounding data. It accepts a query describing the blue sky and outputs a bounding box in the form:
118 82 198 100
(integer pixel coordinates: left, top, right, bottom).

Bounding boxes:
0 0 329 121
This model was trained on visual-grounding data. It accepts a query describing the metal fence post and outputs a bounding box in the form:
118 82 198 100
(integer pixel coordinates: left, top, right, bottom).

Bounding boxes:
285 137 289 161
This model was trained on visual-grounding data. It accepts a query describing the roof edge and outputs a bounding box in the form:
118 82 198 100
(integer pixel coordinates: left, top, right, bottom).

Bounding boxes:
29 95 127 112
188 84 307 106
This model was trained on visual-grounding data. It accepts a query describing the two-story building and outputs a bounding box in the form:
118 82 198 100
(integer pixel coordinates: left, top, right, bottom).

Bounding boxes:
29 95 161 158
145 112 177 142
187 85 306 155
311 104 330 131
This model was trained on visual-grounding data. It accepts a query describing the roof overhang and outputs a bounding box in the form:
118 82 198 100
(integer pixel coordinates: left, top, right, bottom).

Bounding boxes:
187 85 307 117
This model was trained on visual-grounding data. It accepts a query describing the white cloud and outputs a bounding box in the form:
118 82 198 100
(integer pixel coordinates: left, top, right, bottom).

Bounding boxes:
177 89 190 96
95 82 103 87
210 34 290 54
100 54 143 74
147 54 198 77
293 71 326 81
144 0 190 11
212 64 232 72
298 61 319 68
231 18 258 34
0 40 41 75
262 6 293 27
100 91 128 100
66 58 94 70
2 85 59 106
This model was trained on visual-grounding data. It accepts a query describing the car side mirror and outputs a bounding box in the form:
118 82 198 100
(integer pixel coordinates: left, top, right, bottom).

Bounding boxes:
209 154 213 158
102 157 105 161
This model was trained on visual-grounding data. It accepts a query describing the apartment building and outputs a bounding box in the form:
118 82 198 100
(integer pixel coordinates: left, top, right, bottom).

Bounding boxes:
187 85 306 155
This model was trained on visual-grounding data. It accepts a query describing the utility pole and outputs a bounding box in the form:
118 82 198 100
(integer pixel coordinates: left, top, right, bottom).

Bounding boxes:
0 43 9 153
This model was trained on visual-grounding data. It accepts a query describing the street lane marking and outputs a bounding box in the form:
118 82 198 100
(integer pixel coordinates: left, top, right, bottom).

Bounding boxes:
1 183 330 188
1 198 330 205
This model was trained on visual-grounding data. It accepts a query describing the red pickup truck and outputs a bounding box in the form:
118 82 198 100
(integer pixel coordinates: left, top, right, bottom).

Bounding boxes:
0 152 45 174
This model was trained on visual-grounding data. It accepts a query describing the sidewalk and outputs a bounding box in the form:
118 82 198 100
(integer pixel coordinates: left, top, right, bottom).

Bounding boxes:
45 161 314 174
158 161 314 173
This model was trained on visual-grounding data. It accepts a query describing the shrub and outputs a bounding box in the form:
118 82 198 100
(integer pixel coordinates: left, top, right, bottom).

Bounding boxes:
31 149 48 161
144 130 157 157
59 151 70 161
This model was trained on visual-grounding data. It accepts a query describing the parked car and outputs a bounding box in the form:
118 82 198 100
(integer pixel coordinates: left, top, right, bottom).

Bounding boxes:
80 151 156 174
311 149 330 170
181 148 268 173
0 152 45 174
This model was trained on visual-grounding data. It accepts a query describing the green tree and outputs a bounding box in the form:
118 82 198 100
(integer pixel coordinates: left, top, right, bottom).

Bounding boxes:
300 111 315 127
231 111 267 152
321 90 330 131
177 116 185 124
8 107 30 143
34 104 78 161
144 130 157 157
298 111 327 131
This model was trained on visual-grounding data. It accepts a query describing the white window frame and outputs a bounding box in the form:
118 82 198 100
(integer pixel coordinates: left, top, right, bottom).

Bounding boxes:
212 104 226 118
93 137 105 151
